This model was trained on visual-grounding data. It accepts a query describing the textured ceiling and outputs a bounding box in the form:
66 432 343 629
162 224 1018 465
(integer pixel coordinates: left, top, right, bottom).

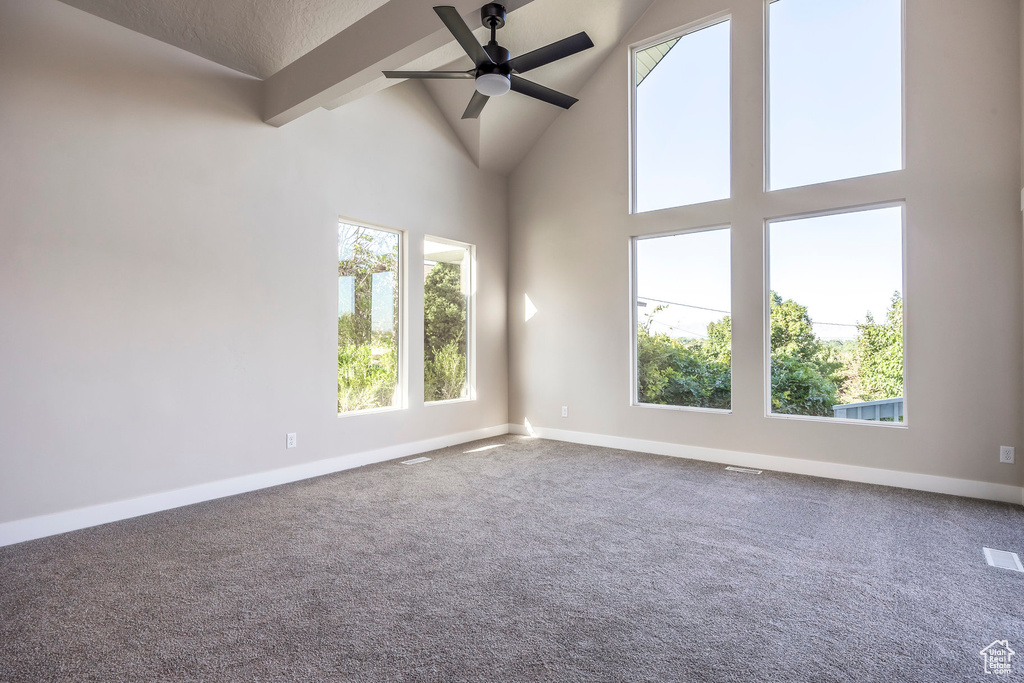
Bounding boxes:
58 0 655 174
58 0 391 78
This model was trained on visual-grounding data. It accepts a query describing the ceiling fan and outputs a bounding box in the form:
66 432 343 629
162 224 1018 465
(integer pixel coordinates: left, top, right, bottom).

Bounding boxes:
383 3 594 119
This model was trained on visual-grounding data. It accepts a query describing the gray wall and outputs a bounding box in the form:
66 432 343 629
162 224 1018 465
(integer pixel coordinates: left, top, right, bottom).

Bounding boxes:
2 0 1022 527
0 0 508 523
508 0 1024 487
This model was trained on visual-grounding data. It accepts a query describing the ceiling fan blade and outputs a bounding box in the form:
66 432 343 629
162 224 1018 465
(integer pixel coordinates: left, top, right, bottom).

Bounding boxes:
510 76 578 110
508 32 594 74
462 90 490 119
382 70 474 79
434 6 493 66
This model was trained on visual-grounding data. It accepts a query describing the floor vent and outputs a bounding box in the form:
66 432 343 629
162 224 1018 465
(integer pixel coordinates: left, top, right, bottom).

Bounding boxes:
725 466 762 474
401 457 431 465
983 547 1024 572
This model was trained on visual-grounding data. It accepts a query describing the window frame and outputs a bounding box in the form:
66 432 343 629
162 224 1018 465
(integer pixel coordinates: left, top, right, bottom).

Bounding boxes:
762 201 909 428
762 0 907 192
628 11 733 215
336 217 407 418
423 235 477 406
629 224 734 415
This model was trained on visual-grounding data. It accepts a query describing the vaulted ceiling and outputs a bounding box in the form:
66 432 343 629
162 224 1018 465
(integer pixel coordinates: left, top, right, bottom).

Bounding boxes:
58 0 656 174
59 0 393 79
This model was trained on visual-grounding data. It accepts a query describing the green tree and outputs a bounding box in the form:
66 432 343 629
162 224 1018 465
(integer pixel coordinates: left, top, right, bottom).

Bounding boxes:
423 263 466 363
338 226 399 412
635 291 901 419
828 339 862 405
704 315 732 365
423 262 467 401
768 292 844 416
636 307 731 409
853 292 903 401
338 227 398 346
770 292 823 363
770 354 841 416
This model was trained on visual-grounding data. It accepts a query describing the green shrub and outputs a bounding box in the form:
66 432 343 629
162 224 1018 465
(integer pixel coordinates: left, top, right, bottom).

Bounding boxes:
425 340 467 402
338 335 397 412
637 323 731 410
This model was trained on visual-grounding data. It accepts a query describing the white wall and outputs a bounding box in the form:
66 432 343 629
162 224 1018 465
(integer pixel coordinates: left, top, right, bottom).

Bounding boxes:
0 0 508 524
509 0 1024 488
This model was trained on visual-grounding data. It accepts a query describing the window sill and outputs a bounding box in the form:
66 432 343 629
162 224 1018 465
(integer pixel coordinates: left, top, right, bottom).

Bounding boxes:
632 402 732 415
337 405 404 418
766 412 908 429
425 397 475 407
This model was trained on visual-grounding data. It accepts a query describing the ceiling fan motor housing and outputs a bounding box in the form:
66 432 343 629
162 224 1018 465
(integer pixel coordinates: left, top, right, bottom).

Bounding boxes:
476 41 511 96
482 43 511 68
480 3 506 30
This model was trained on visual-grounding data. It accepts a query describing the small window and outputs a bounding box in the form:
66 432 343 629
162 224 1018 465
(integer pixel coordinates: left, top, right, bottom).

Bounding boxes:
767 206 904 423
424 237 473 403
338 221 401 413
632 17 731 213
768 0 903 190
633 227 732 411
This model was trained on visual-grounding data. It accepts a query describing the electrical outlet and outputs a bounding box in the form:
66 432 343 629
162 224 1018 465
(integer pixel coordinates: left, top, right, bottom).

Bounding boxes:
287 433 297 449
999 446 1015 464
561 406 568 418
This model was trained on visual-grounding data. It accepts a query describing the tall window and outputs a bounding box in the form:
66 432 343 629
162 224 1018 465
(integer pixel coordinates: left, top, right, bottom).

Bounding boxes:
768 0 903 189
632 17 731 213
627 6 906 426
338 221 401 413
633 228 732 411
767 206 904 422
424 237 473 403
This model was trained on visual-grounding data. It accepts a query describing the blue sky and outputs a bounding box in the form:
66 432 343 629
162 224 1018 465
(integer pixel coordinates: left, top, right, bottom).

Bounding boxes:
769 207 903 340
769 0 902 189
635 0 903 341
637 208 903 342
636 228 731 339
635 20 730 212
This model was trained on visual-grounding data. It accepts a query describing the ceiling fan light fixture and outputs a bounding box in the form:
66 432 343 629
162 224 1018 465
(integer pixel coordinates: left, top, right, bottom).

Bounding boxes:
475 72 511 97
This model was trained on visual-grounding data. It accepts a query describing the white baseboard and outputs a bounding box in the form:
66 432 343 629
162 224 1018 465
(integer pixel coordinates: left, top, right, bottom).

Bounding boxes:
508 423 1024 506
0 424 509 548
6 421 1018 548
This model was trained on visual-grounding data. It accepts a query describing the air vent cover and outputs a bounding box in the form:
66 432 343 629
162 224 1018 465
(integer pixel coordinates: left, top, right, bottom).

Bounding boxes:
983 547 1024 572
725 466 762 474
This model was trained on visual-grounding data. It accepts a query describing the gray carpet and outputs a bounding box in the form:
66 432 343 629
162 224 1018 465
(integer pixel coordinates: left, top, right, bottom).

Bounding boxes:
2 436 1022 682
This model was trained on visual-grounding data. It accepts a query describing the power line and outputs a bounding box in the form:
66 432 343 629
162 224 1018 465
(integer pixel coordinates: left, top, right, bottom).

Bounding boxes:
812 321 859 328
648 318 708 338
634 294 733 313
